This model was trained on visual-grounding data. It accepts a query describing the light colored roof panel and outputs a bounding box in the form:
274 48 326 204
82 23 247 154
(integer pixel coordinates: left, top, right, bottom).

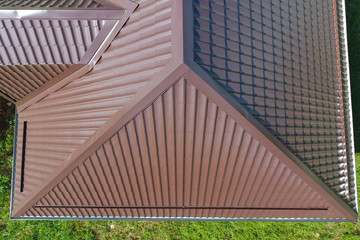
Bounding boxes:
193 0 355 208
23 78 349 220
12 0 173 213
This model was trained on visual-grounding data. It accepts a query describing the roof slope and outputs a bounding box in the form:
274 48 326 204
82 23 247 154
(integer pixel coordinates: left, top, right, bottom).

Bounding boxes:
192 0 356 208
7 0 358 221
12 0 176 216
14 70 356 220
0 0 125 103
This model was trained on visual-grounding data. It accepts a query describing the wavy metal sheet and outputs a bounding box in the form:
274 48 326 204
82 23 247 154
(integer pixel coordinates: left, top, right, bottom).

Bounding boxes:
23 78 346 220
0 18 106 102
193 0 353 207
0 19 105 65
0 64 69 101
0 0 103 8
12 0 173 213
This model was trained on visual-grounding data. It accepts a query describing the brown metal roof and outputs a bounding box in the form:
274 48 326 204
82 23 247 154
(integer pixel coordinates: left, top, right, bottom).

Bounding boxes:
193 0 356 209
6 0 358 221
0 64 69 101
0 1 125 103
0 0 104 8
21 78 353 220
12 0 172 216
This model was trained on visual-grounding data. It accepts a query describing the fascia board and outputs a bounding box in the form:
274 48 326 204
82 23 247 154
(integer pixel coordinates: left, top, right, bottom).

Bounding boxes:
16 64 85 112
11 216 353 222
9 109 18 217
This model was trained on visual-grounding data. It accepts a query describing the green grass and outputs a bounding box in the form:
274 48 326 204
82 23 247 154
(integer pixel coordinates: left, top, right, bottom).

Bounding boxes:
0 116 360 239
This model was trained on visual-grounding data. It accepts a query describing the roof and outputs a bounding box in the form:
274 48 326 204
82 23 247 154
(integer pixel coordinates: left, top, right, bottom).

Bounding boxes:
3 0 358 221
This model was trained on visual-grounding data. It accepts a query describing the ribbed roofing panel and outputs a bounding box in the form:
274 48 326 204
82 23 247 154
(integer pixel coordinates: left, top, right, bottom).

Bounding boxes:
12 0 173 213
24 78 346 220
0 64 69 102
0 19 105 65
193 0 352 207
0 0 103 8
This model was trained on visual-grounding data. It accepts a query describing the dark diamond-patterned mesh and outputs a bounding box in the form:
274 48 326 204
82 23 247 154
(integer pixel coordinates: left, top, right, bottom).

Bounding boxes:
193 0 353 206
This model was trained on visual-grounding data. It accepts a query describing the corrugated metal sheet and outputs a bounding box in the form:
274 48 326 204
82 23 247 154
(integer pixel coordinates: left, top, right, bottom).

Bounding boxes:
0 18 106 102
12 0 173 213
193 0 352 207
0 0 103 8
0 19 105 65
23 78 346 220
0 64 69 102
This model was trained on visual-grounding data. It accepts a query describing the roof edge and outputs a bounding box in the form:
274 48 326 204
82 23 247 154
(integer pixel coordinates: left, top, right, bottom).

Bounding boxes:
337 0 358 212
11 215 353 222
9 108 18 217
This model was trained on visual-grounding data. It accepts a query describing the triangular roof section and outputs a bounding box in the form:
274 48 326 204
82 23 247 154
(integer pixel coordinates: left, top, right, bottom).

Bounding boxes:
0 0 136 103
8 0 358 221
11 64 357 221
187 0 357 210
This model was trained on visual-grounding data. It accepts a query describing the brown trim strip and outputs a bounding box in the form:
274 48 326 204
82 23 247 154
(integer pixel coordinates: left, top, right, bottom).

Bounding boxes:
34 205 328 211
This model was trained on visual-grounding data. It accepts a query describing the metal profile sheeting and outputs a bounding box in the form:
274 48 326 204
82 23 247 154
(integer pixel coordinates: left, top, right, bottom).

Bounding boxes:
24 78 346 219
0 19 105 65
0 0 119 103
0 64 69 101
12 0 173 213
8 0 357 221
0 0 103 8
193 0 354 208
0 17 106 102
